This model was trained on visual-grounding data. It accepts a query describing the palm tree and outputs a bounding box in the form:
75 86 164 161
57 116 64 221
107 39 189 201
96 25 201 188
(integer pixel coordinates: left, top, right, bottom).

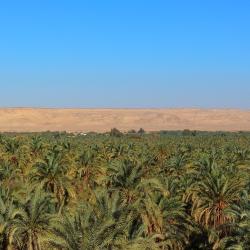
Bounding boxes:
48 191 132 250
30 136 43 157
164 152 188 177
106 159 143 203
186 164 245 248
0 188 16 250
9 188 54 250
76 150 97 186
31 152 74 210
136 181 192 249
0 160 21 189
222 210 250 249
4 138 20 156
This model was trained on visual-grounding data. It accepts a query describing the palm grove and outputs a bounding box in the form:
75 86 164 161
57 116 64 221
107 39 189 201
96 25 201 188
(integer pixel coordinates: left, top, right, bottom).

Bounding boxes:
0 130 249 250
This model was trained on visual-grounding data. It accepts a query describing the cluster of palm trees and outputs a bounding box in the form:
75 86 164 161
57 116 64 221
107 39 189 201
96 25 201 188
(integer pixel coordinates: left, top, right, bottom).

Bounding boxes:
0 132 249 249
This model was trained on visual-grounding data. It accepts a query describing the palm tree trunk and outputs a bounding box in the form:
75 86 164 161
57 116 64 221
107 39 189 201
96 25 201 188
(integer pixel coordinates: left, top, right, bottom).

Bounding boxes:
28 233 33 250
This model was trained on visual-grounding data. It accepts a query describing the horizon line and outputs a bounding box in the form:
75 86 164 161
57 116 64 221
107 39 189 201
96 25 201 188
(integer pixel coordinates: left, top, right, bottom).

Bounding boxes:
0 106 250 111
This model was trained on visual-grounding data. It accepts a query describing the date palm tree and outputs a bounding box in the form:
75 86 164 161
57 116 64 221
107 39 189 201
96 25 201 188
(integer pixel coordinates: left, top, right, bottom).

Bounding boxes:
0 188 16 250
187 165 245 248
107 159 144 203
31 152 74 210
48 191 133 250
9 188 54 250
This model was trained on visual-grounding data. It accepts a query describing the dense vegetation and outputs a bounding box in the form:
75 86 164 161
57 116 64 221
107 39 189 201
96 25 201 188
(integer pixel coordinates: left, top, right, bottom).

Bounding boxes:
0 130 250 249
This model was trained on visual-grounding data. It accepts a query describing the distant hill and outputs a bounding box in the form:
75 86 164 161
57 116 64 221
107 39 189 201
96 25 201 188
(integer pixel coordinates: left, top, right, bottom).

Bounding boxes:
0 108 250 132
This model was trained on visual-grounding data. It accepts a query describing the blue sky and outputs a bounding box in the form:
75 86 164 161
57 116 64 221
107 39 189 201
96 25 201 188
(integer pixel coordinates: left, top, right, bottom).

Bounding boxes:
0 0 250 108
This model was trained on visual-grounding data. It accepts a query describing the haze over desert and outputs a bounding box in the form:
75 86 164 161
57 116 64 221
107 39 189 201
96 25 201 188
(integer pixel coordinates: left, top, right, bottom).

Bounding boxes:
1 108 250 132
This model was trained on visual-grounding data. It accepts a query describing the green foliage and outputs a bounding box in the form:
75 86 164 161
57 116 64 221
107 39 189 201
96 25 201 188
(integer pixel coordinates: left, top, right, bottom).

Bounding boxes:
0 131 249 249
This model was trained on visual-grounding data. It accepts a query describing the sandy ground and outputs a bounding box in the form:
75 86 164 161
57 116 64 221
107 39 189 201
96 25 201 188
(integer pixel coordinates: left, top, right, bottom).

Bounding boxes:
0 108 250 132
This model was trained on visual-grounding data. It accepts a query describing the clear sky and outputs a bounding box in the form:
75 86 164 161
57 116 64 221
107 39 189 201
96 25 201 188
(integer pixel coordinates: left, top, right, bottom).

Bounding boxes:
0 0 250 108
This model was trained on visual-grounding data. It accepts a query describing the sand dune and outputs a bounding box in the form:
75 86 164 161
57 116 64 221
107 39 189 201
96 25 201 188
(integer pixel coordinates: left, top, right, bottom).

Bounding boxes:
0 108 250 132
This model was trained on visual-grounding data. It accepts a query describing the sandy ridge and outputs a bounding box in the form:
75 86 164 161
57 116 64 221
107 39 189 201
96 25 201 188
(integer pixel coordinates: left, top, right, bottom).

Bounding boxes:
0 108 250 132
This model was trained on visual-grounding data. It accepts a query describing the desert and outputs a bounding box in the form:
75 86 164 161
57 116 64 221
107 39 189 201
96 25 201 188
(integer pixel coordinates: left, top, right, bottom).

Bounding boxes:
0 108 250 132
